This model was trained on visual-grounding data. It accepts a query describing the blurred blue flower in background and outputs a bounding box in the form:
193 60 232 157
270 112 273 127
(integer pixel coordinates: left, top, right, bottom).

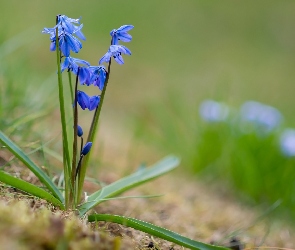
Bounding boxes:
240 101 282 133
199 99 229 122
280 129 295 157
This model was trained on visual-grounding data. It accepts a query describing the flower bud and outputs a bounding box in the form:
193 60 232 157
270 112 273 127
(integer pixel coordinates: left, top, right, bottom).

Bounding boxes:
77 125 83 137
81 142 92 156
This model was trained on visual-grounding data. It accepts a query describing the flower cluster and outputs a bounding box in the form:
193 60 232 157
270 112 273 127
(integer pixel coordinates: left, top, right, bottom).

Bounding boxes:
100 25 134 65
42 15 133 161
43 15 134 111
42 15 85 57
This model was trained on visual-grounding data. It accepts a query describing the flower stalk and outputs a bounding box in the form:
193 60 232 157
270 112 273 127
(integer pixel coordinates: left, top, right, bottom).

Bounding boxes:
55 21 72 209
77 59 112 201
69 68 80 207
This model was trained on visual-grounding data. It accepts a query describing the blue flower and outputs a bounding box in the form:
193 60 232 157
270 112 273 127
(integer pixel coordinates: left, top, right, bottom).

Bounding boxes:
42 27 83 56
110 25 134 45
59 33 83 57
76 90 100 111
42 15 86 56
88 66 107 90
81 142 92 156
77 90 89 110
99 45 131 65
57 15 86 40
61 57 91 84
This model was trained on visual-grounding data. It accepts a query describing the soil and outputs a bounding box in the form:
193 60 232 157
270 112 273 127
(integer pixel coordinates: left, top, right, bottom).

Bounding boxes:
0 120 294 249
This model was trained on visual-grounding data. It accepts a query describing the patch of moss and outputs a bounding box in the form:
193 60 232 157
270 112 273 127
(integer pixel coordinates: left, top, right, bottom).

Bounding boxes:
0 190 135 250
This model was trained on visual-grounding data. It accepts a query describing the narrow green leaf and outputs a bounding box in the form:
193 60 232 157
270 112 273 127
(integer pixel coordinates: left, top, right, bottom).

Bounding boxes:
0 130 64 203
0 171 64 209
88 214 229 250
78 156 180 216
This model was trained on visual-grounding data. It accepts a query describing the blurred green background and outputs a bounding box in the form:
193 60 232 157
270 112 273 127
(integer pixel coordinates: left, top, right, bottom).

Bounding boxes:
1 1 295 220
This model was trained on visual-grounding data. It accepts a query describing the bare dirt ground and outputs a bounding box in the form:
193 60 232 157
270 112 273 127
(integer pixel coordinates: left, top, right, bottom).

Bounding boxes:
0 119 294 249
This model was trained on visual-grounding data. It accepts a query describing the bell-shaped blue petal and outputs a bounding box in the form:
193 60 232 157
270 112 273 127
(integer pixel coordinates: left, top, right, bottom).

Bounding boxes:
73 24 86 41
113 54 124 64
78 67 91 85
88 96 100 111
81 142 92 156
99 52 112 65
59 33 82 56
89 66 107 90
77 90 90 110
50 41 56 51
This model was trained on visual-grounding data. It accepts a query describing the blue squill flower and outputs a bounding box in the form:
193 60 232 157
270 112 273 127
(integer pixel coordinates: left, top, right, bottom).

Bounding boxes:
99 45 131 65
81 142 92 156
110 25 134 45
88 66 107 90
77 90 89 110
76 91 100 111
59 33 83 57
42 15 85 56
61 57 91 84
57 15 86 40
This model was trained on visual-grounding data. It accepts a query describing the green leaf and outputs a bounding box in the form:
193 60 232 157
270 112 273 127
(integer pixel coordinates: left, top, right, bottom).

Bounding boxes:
0 130 64 203
78 155 180 216
88 214 229 250
0 171 64 209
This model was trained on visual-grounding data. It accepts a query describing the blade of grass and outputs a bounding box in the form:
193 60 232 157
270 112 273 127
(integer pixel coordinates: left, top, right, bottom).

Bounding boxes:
88 214 229 250
0 171 64 209
0 130 64 203
78 155 179 216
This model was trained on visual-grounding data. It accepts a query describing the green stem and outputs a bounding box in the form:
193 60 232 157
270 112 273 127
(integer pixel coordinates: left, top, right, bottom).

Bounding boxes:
70 69 79 208
77 60 112 200
55 22 71 209
68 71 74 105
